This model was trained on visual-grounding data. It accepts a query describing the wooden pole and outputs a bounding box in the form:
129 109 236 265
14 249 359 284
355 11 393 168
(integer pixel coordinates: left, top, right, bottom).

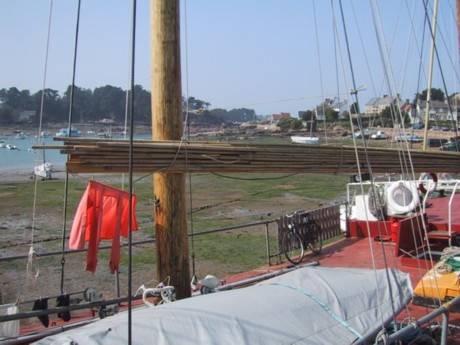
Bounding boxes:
150 0 190 299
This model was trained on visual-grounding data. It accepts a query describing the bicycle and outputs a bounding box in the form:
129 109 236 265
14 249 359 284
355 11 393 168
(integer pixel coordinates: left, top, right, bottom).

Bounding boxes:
281 213 322 265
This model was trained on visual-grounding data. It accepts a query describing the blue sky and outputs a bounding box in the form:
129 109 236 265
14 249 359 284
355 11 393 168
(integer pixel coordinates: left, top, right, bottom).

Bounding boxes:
1 0 459 117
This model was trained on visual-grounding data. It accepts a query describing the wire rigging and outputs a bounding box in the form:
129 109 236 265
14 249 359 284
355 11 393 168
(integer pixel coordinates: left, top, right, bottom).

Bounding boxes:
312 0 328 143
57 0 82 295
127 1 138 344
181 0 199 284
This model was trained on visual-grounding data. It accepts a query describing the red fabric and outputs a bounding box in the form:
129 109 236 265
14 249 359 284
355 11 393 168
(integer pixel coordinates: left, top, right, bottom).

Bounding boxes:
69 180 138 273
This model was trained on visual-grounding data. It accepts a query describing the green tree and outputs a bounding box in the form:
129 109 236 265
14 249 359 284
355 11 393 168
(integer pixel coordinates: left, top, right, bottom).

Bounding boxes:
31 88 63 123
276 118 292 131
325 108 339 122
1 87 22 109
92 85 125 122
132 85 151 124
276 118 303 131
379 104 410 127
414 88 445 102
208 108 227 119
0 105 15 124
183 97 210 111
300 110 313 122
227 108 256 122
350 102 360 114
290 118 303 130
61 86 94 123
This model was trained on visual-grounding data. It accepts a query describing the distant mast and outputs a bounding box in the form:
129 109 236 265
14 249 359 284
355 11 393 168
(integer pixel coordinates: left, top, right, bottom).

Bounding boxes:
150 0 190 299
422 0 438 150
458 0 460 79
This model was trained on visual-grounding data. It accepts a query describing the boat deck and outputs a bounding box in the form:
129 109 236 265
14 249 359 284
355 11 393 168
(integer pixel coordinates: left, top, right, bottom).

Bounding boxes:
425 193 460 232
230 193 460 343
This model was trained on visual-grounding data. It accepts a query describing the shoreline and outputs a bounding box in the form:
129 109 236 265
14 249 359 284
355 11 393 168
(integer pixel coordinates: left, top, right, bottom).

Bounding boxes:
0 165 66 182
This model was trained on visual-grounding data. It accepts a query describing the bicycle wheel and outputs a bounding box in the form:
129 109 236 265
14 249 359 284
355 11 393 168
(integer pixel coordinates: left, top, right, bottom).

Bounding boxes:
306 222 322 254
282 229 304 265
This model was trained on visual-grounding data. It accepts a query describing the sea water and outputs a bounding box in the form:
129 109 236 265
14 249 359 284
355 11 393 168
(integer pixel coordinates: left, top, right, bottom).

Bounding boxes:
0 136 66 172
0 134 150 172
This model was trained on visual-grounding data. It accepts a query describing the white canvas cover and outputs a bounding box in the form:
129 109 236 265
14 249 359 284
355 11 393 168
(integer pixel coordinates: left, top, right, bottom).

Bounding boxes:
0 304 19 339
34 266 412 345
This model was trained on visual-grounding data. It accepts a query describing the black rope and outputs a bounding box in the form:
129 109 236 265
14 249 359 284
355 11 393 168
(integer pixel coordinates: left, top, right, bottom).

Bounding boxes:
127 1 137 344
182 0 197 287
60 0 81 295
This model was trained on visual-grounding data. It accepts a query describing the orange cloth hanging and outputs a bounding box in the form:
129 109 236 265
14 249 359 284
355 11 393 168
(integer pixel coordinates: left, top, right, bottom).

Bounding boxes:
69 180 138 273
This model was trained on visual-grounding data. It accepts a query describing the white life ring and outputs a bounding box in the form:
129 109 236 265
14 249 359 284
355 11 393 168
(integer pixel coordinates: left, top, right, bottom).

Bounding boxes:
386 180 419 214
418 172 438 195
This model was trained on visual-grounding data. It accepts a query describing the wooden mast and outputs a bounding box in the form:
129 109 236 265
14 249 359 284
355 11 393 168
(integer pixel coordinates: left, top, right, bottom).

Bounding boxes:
150 0 190 299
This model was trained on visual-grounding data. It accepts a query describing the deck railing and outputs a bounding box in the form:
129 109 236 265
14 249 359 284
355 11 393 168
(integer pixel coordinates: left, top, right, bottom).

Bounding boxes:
276 204 343 247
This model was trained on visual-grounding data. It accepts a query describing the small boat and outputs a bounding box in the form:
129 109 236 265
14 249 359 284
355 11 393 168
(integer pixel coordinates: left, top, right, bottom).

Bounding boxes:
96 132 112 139
290 135 320 145
14 132 26 139
55 127 81 138
34 162 53 180
6 144 18 150
38 131 52 138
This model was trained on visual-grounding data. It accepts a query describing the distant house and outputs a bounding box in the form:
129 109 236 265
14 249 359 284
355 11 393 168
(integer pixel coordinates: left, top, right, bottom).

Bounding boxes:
364 95 400 115
267 112 291 125
19 110 36 121
401 102 417 123
330 99 348 119
364 97 380 115
416 100 459 122
313 108 325 122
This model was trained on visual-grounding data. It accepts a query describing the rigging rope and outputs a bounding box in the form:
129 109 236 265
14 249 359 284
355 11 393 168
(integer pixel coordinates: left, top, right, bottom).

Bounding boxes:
182 0 199 285
422 0 460 139
127 1 138 345
57 0 82 295
312 0 327 143
337 0 414 332
28 0 54 282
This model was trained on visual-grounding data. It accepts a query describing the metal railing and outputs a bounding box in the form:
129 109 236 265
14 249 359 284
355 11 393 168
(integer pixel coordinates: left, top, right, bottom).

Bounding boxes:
0 204 345 331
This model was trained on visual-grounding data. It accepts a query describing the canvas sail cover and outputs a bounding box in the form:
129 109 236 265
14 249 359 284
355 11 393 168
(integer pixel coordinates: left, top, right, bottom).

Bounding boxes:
34 266 413 345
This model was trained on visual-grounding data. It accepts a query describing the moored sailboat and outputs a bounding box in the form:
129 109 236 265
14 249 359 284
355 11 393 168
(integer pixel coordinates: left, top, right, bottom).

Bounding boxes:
3 1 460 344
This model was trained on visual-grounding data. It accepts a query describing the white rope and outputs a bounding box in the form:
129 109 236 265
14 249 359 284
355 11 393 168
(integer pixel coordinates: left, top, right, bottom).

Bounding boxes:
26 247 40 281
28 0 54 281
142 284 175 307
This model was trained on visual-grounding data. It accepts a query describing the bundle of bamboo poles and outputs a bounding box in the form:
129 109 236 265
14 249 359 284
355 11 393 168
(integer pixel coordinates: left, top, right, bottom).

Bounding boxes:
34 137 460 175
